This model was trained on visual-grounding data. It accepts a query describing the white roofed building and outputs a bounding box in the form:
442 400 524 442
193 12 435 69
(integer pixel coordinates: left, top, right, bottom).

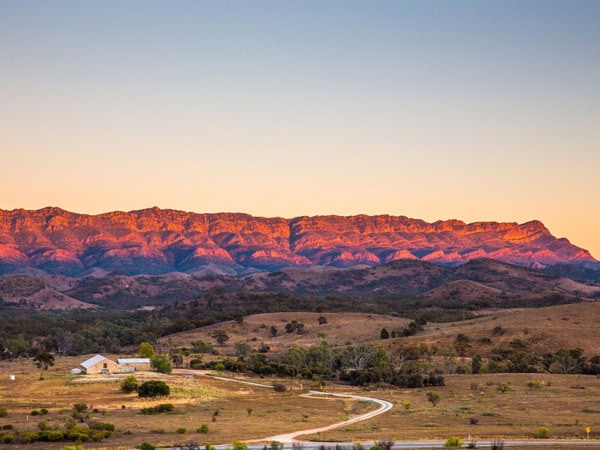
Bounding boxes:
117 357 151 372
80 355 120 374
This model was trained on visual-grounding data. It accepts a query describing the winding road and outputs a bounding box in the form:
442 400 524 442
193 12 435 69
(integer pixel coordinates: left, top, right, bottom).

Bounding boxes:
174 369 392 442
172 370 598 449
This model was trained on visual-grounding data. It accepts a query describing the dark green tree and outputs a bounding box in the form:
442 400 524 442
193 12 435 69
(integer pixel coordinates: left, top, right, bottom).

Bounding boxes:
33 352 55 380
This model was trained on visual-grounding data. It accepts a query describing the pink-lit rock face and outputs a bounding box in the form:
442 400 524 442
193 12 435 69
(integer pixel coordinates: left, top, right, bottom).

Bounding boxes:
0 207 595 275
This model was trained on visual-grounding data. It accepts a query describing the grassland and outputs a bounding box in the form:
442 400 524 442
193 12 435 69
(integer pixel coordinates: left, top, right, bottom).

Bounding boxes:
1 356 600 449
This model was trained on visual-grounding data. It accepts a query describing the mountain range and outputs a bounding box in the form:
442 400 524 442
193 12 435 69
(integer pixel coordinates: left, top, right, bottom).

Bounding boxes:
0 207 596 276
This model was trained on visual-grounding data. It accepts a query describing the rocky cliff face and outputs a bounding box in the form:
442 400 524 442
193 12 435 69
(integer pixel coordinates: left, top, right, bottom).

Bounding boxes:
0 207 595 275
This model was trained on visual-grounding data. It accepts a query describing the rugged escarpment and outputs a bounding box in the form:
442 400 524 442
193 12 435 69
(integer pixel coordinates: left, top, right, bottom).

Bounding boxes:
0 207 595 275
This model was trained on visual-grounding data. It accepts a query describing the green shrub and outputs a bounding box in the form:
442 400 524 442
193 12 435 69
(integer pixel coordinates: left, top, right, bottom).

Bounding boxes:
535 427 549 438
150 428 165 434
121 375 139 393
269 441 284 450
197 424 209 433
272 382 287 392
1 434 14 443
31 409 40 416
176 427 187 434
232 440 248 450
2 424 13 430
444 436 464 447
19 431 40 444
140 443 157 450
91 422 115 431
141 403 174 415
0 408 7 417
138 380 170 398
47 430 65 441
73 403 88 412
40 408 49 415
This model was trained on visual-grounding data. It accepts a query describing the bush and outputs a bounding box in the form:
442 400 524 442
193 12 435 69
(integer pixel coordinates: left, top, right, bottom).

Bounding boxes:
535 427 549 438
2 424 13 430
197 424 209 433
0 407 7 417
138 380 170 398
40 408 49 415
150 428 165 434
140 443 157 450
1 434 14 443
469 417 479 425
233 440 248 450
31 409 40 416
176 427 187 434
121 375 139 393
141 403 174 414
444 436 464 447
272 382 287 392
73 403 88 412
269 442 284 450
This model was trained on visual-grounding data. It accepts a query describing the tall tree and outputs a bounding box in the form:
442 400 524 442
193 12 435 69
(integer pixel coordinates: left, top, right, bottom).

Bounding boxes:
138 342 156 358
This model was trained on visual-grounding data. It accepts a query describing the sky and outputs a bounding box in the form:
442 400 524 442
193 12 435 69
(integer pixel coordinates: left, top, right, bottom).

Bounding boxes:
1 1 599 258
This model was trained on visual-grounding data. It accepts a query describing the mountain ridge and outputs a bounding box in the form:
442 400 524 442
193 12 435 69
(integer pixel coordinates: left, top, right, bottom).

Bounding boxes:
0 207 595 276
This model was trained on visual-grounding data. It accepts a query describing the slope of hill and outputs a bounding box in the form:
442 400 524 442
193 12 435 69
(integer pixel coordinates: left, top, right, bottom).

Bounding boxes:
0 275 96 309
164 302 600 360
0 207 595 276
1 258 598 310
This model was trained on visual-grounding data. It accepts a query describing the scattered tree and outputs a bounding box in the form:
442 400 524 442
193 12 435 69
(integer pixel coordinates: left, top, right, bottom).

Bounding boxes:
33 352 55 380
151 355 172 374
213 330 230 346
138 342 156 358
380 328 390 339
426 391 441 407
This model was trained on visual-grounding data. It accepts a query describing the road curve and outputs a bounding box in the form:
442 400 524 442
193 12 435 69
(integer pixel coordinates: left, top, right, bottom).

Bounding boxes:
173 369 393 443
258 390 393 443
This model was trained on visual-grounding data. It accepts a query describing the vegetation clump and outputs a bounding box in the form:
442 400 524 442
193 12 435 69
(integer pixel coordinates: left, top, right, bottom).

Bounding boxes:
138 380 170 398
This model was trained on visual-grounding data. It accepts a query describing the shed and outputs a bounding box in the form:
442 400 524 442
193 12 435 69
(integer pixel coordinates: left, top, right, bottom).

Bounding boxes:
117 357 151 372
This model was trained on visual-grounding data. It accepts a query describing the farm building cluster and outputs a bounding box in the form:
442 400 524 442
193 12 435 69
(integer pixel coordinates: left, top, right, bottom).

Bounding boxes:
74 355 151 374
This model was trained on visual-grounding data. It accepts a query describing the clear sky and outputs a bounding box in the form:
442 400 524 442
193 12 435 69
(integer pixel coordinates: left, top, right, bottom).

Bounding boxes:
1 1 599 258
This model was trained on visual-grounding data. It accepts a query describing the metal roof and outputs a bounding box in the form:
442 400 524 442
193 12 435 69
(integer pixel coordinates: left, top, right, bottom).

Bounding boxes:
117 358 151 364
80 354 108 369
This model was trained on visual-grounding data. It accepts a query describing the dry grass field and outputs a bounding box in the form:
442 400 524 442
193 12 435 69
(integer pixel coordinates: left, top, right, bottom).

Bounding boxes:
387 302 600 358
164 304 600 361
0 357 372 449
1 356 600 449
167 312 412 356
1 304 600 449
301 373 600 442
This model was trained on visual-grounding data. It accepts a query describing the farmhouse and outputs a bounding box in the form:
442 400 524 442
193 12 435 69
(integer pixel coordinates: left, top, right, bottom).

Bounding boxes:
117 357 151 372
80 355 120 374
